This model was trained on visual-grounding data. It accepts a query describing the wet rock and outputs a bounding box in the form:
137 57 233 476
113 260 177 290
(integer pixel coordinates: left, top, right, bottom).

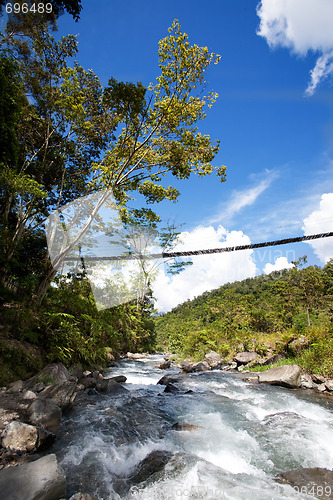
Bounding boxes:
129 450 174 485
110 375 127 383
1 420 55 452
0 453 66 500
172 422 200 431
78 377 98 389
189 361 210 373
105 379 129 395
157 375 182 385
301 373 314 389
39 381 77 411
234 352 258 366
275 467 333 499
258 364 301 388
179 361 194 373
28 397 62 433
204 351 224 369
69 494 98 500
87 388 99 396
158 359 171 369
164 383 181 394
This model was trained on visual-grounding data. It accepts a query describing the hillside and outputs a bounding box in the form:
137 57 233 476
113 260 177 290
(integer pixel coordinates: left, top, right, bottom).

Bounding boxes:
154 259 333 376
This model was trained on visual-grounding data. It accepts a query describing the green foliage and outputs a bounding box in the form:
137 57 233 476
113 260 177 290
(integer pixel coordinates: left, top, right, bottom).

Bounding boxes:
155 263 333 376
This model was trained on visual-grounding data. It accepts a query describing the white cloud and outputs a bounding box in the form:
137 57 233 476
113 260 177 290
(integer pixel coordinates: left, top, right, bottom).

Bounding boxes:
210 170 277 225
152 225 257 312
302 193 333 263
256 0 333 95
264 256 293 274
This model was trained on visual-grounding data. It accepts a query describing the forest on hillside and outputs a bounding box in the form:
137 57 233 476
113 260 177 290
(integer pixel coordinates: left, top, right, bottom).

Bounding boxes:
155 258 333 376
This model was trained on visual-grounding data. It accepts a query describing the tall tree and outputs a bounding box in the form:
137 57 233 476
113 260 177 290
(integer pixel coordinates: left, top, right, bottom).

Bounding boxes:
0 16 225 302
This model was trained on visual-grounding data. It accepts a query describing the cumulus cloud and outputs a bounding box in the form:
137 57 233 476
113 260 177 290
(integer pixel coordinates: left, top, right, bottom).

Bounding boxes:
302 193 333 263
264 256 293 274
152 225 257 312
256 0 333 95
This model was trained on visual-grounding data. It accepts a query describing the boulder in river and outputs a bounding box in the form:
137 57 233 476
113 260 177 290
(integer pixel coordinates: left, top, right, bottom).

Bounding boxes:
158 359 171 369
275 467 333 499
110 375 127 383
157 375 183 385
0 453 66 500
172 422 200 431
258 364 301 388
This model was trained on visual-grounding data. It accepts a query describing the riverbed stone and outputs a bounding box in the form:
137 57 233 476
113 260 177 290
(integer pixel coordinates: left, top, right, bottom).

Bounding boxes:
315 383 327 393
158 359 171 369
189 361 210 373
258 364 301 388
312 373 326 384
69 494 98 500
28 397 62 432
7 380 24 394
275 467 333 499
1 420 55 452
234 352 258 366
110 375 127 383
39 381 77 411
204 351 224 369
0 453 66 500
157 375 183 385
301 373 314 389
325 380 333 392
172 422 200 431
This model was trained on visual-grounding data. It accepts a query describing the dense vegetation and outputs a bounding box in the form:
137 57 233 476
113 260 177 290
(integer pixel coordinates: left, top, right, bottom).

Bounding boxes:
0 8 223 384
155 258 333 377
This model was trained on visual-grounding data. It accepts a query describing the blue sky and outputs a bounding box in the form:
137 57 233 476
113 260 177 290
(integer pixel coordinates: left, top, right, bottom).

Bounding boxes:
27 1 333 310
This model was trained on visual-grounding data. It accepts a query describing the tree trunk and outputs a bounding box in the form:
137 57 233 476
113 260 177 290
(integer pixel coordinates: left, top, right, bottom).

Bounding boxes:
33 265 57 305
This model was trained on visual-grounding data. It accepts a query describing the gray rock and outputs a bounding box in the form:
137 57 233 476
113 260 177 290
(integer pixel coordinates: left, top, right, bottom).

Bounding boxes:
105 379 129 395
325 379 333 392
158 360 171 369
261 354 285 366
28 397 62 433
179 361 194 373
110 375 127 383
204 351 223 369
157 375 182 385
275 467 333 499
1 421 55 452
301 373 314 389
39 381 77 411
312 373 327 384
129 450 173 485
22 390 37 400
78 377 98 389
188 361 210 373
7 380 24 393
223 362 237 371
315 383 327 393
234 352 258 366
0 453 66 500
26 363 72 389
2 421 38 452
258 364 301 388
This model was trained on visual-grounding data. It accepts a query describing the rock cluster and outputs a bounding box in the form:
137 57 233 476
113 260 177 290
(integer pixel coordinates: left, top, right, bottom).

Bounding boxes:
0 361 127 499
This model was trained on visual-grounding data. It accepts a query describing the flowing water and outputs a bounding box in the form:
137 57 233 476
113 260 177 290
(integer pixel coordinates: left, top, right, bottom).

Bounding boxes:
53 355 333 499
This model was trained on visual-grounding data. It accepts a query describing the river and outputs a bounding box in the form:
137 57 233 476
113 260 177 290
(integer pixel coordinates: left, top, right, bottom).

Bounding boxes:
52 355 333 499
